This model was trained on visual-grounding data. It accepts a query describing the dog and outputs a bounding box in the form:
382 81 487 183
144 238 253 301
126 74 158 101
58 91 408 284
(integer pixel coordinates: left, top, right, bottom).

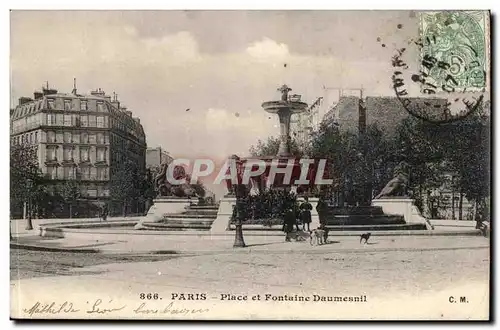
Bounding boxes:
360 232 371 244
287 230 311 242
310 228 326 246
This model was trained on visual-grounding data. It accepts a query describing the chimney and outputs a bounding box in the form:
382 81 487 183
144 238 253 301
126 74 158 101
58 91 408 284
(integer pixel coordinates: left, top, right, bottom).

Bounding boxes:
42 88 58 96
33 91 43 99
111 92 120 109
19 97 33 106
72 78 77 95
90 88 106 97
125 111 132 117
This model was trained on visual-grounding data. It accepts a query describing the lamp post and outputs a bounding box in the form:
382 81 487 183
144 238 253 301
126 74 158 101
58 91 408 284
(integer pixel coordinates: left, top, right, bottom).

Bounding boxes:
25 179 33 230
233 183 247 248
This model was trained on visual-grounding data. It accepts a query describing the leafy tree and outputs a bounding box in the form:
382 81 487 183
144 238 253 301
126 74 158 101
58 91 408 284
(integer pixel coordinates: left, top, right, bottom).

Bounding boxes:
249 136 303 157
110 160 140 216
59 180 81 218
10 145 43 223
138 168 156 214
309 123 397 206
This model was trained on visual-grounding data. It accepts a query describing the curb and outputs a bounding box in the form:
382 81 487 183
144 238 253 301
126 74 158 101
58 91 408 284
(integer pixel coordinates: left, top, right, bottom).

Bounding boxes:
10 242 100 253
10 241 489 256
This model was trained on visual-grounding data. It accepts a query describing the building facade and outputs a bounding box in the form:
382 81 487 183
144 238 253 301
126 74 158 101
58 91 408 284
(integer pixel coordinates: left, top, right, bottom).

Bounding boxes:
10 86 146 214
146 147 173 169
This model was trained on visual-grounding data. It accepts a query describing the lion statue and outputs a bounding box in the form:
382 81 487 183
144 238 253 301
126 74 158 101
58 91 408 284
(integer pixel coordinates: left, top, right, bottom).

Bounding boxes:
374 161 409 199
154 161 204 198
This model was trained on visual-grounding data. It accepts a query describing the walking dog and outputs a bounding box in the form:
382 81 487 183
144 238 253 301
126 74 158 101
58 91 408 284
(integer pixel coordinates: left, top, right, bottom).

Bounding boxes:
360 232 371 244
310 228 326 245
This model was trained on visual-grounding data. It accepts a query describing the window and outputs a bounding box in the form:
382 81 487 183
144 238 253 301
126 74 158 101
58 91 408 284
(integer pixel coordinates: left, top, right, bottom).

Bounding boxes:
29 133 33 144
56 114 64 125
63 132 72 143
21 135 25 144
96 132 104 144
80 115 88 127
97 167 107 180
80 148 90 162
34 132 38 143
46 146 57 161
96 147 106 162
72 132 80 143
47 131 56 143
64 100 72 111
47 114 56 126
80 100 88 111
63 114 72 126
80 167 90 180
47 99 55 110
46 166 57 179
89 133 96 144
81 132 88 144
97 116 105 128
97 102 104 112
63 147 73 161
88 115 96 127
64 167 75 179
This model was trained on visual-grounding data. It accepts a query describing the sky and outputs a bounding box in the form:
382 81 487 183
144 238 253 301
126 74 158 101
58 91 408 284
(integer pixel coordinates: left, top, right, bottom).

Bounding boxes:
10 10 423 159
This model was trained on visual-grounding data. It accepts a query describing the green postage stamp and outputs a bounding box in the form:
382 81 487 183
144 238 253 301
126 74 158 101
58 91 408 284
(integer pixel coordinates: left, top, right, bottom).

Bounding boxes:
419 11 490 92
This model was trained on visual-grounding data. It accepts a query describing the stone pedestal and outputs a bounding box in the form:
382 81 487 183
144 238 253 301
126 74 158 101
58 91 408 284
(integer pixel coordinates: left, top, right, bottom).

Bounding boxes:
371 198 429 227
134 197 191 230
210 195 236 234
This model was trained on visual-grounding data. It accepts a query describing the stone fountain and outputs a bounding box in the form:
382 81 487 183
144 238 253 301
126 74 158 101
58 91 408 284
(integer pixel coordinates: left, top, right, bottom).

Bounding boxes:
262 84 308 157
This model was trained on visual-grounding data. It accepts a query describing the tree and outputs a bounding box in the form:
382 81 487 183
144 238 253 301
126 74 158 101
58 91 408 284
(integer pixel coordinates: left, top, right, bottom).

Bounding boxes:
309 123 397 206
138 168 156 214
442 108 490 222
10 145 43 228
249 136 303 157
110 160 141 216
59 180 81 218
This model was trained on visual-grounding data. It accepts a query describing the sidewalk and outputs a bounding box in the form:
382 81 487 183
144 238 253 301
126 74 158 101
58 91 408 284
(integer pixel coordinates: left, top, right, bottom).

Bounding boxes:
11 231 489 256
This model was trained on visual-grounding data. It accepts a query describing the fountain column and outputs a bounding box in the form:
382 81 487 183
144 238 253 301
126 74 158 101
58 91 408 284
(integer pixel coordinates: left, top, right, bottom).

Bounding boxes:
262 84 307 158
277 109 292 157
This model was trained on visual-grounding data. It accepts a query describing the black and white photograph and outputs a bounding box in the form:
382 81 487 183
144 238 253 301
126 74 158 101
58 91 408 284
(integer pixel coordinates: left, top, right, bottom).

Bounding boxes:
9 9 491 320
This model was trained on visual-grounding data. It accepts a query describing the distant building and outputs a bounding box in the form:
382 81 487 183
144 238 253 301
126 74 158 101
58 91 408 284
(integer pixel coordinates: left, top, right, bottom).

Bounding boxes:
322 96 449 136
10 84 147 216
146 147 173 169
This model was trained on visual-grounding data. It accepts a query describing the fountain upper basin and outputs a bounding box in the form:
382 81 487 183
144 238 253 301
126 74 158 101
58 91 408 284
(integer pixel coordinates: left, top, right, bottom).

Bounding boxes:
261 100 308 114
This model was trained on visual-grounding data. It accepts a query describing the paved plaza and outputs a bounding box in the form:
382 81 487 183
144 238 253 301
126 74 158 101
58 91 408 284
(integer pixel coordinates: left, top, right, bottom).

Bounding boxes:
10 232 490 320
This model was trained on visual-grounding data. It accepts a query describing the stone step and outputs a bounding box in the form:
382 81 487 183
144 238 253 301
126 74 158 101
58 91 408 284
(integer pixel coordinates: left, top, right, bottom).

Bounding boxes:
183 210 219 216
188 205 219 210
324 215 405 226
228 223 427 231
159 219 215 226
162 214 217 219
324 206 385 216
142 222 211 230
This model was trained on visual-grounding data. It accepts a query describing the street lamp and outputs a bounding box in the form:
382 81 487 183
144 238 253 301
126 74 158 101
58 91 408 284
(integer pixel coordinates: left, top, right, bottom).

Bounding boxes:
25 179 33 230
233 183 246 248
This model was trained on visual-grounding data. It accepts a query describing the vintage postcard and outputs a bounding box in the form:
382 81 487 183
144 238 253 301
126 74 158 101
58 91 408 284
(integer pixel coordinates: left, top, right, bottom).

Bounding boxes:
10 10 491 320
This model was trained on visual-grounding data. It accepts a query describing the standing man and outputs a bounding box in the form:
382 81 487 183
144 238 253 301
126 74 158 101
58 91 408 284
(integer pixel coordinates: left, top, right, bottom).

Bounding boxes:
102 203 108 221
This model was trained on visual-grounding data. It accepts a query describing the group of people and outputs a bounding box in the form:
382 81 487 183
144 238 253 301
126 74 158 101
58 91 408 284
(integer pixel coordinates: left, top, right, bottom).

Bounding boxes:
282 196 328 242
